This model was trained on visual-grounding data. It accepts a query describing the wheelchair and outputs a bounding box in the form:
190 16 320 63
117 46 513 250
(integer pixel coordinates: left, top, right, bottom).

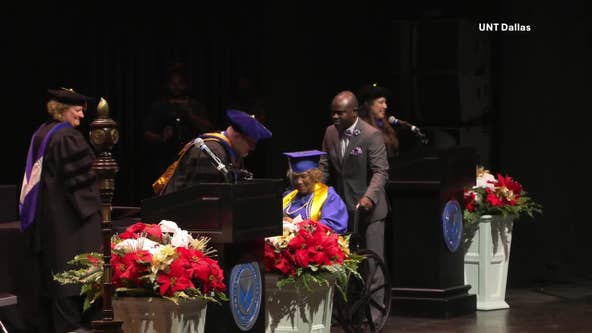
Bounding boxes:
332 207 392 333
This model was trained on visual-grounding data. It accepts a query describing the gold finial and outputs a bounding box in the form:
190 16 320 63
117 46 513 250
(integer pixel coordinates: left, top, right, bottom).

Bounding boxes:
97 97 110 118
250 114 255 118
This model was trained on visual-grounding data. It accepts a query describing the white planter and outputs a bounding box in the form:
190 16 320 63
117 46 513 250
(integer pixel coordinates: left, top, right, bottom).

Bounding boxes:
265 274 335 333
464 214 514 310
113 297 207 333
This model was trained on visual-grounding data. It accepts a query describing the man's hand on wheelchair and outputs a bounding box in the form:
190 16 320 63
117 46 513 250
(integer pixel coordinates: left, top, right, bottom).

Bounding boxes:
358 196 375 211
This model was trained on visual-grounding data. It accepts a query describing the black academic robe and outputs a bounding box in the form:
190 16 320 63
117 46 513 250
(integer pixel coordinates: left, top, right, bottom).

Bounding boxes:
162 139 244 194
24 121 102 298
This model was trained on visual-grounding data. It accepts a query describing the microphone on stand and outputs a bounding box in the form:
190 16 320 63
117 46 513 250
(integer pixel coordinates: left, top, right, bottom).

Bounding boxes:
193 138 230 177
387 115 429 143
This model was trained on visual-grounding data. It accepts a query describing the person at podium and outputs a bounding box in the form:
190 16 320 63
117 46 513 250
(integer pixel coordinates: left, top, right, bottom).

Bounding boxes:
153 109 272 195
282 150 348 234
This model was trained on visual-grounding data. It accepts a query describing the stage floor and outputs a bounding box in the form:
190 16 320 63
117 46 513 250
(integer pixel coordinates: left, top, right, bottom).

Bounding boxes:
2 286 592 332
333 287 592 333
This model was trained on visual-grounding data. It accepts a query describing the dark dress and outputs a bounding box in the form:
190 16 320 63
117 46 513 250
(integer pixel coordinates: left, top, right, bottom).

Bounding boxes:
22 120 102 332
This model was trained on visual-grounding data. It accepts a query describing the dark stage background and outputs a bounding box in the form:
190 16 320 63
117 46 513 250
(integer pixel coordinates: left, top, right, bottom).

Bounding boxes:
1 1 591 289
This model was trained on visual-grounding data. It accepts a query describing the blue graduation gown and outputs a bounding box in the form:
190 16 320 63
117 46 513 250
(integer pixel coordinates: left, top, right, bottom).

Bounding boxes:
283 186 348 234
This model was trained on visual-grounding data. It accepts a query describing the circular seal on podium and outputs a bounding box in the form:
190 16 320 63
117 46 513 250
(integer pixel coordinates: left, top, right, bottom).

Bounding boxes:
229 262 262 331
442 199 463 252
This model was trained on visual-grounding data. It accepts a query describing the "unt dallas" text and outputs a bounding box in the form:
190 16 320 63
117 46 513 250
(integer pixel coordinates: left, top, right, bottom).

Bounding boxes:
478 23 531 32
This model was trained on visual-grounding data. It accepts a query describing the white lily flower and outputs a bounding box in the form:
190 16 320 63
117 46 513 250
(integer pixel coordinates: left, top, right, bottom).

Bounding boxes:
113 238 138 252
171 229 193 248
476 173 496 190
115 237 162 254
159 220 180 233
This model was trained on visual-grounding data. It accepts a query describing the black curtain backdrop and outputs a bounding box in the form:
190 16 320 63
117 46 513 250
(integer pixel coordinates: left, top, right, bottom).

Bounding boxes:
2 4 269 204
88 41 266 204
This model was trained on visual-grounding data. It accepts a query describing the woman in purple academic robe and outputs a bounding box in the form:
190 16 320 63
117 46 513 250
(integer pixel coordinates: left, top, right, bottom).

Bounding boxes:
19 88 102 333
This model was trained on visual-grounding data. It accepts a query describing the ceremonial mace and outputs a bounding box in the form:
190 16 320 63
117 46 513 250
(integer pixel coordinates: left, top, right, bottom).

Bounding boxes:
89 98 124 333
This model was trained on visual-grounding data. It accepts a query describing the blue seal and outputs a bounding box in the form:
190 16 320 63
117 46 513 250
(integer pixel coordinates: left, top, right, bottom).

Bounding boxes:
442 200 463 252
229 262 262 331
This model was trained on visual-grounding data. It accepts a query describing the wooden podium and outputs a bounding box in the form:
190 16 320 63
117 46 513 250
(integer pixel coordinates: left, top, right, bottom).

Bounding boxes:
141 179 284 332
386 146 477 318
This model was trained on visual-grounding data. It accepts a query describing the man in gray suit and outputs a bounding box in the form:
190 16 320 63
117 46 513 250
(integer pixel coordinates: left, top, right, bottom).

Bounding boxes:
319 90 389 322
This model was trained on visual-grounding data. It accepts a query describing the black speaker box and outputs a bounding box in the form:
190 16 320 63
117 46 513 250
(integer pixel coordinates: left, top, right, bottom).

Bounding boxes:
391 19 493 126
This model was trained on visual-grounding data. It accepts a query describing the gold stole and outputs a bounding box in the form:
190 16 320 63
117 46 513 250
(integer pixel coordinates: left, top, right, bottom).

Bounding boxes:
282 183 329 221
151 133 232 195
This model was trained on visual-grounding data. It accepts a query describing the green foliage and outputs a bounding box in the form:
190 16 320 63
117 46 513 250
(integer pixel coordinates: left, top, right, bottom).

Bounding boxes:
53 252 103 311
161 288 228 305
464 188 543 225
462 167 545 253
54 252 229 310
274 252 365 300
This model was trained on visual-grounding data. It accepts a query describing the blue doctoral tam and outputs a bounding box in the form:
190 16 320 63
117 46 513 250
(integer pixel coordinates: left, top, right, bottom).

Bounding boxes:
284 150 326 173
226 109 272 142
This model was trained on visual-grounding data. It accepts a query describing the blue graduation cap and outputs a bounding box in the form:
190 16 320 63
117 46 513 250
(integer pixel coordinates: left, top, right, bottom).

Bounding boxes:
226 109 272 142
283 150 327 173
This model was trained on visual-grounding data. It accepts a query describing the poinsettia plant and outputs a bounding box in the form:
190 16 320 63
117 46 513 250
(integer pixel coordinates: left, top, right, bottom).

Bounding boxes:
264 219 363 296
54 220 227 311
462 166 543 251
463 166 543 224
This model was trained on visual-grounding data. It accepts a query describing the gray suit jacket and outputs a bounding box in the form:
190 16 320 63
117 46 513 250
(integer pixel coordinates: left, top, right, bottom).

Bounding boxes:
319 118 389 223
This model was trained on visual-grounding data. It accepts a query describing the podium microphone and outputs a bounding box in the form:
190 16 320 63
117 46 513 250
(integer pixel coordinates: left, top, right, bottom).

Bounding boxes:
388 116 426 136
388 115 429 144
194 138 230 176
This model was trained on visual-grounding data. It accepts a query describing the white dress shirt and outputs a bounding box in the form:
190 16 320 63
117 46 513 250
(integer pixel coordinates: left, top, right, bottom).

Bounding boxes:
340 117 359 158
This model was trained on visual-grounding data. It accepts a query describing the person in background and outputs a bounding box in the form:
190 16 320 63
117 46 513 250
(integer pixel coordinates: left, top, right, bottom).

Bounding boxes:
19 88 102 333
357 83 399 159
142 63 213 197
227 76 269 178
282 150 348 234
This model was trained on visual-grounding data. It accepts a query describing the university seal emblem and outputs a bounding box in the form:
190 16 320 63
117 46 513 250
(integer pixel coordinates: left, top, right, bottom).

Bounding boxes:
229 262 262 331
442 199 463 253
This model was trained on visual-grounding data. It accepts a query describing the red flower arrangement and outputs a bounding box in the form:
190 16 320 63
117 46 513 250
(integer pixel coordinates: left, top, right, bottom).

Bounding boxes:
464 166 543 225
264 219 362 292
54 220 227 310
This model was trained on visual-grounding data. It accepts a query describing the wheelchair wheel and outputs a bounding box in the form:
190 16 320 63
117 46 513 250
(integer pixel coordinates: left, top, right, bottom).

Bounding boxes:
340 249 392 333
